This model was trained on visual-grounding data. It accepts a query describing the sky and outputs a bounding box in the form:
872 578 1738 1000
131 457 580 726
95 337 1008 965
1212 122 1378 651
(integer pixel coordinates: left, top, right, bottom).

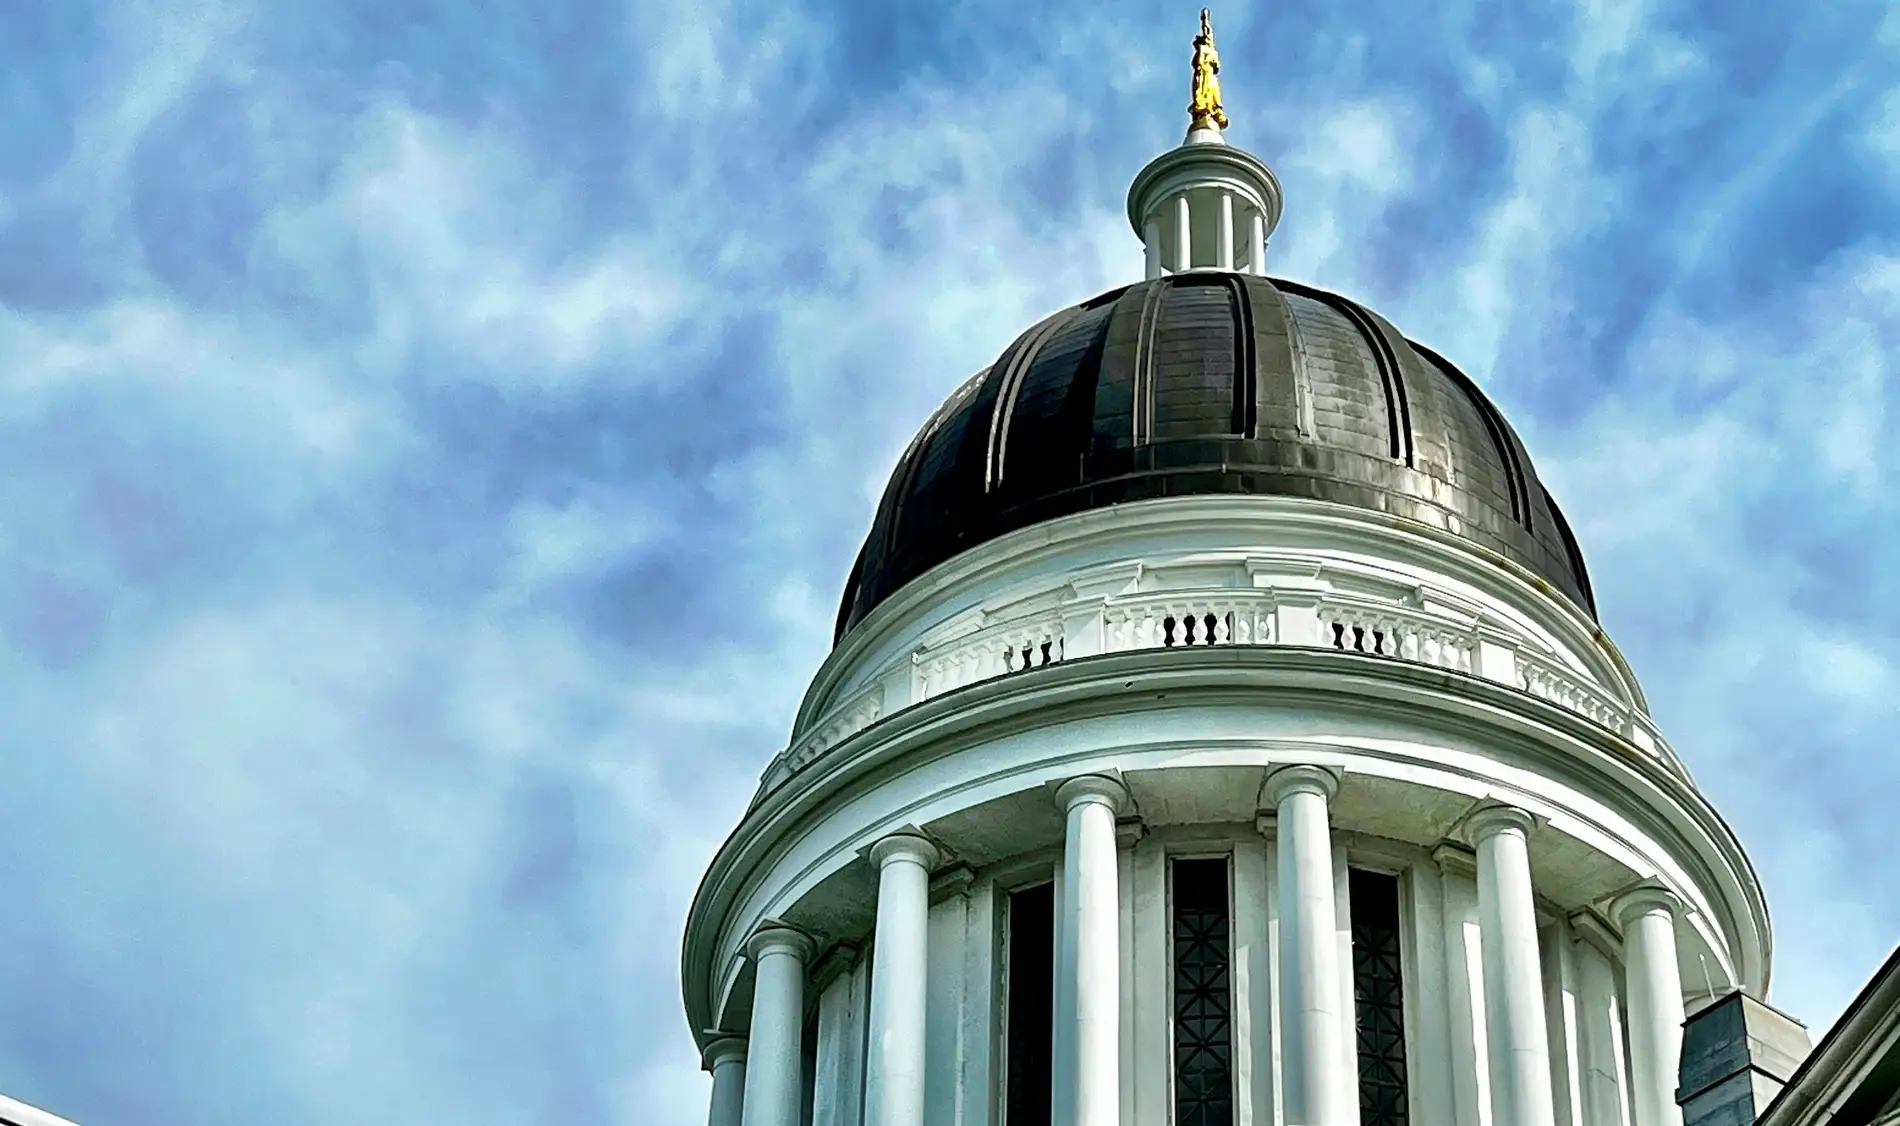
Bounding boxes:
0 0 1896 1123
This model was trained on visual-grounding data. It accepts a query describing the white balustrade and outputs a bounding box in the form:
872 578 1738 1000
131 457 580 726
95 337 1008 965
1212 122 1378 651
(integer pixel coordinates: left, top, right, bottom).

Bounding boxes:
1102 592 1273 652
1316 600 1475 673
914 618 1064 701
770 570 1689 786
781 686 884 777
1517 653 1630 733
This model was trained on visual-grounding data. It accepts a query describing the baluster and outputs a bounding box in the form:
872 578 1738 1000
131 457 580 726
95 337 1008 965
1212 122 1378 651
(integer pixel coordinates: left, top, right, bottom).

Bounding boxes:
1213 610 1231 645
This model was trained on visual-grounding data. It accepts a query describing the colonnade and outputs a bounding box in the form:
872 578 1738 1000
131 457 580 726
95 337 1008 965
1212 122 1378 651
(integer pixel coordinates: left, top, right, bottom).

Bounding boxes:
1141 188 1270 278
707 771 1690 1126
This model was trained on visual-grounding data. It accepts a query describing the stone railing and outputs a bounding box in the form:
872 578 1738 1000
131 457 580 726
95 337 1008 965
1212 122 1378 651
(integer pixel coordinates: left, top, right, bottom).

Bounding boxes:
780 683 884 776
1316 600 1473 674
914 617 1064 701
760 570 1682 791
1517 651 1626 731
1515 651 1692 782
1103 591 1275 651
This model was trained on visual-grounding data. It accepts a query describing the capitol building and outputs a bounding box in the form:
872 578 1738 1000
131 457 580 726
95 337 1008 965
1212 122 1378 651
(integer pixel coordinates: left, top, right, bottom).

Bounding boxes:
680 16 1900 1126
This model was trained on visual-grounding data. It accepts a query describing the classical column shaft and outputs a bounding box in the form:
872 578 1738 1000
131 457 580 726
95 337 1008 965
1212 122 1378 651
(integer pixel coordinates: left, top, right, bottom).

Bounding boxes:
1145 218 1162 278
705 1038 748 1126
1472 807 1558 1126
1174 194 1193 272
1059 776 1126 1126
1250 212 1268 275
1619 891 1686 1126
864 834 939 1126
1218 191 1236 269
742 928 815 1126
1269 766 1350 1126
1572 927 1632 1126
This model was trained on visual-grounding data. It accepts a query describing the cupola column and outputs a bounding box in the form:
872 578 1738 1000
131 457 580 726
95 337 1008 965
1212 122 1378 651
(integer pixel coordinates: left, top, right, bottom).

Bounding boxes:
703 1037 748 1126
864 833 941 1126
1056 775 1128 1126
1471 806 1559 1126
1266 765 1351 1126
1218 192 1236 269
1616 888 1687 1126
742 926 817 1126
1174 195 1193 273
1145 218 1162 279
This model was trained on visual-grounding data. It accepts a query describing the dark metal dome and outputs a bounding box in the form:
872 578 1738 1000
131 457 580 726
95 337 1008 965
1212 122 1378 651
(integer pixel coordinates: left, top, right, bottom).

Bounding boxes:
835 272 1595 642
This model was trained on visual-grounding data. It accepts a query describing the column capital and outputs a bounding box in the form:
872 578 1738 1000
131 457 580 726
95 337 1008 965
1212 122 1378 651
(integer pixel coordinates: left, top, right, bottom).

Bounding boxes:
1262 763 1339 807
746 924 816 964
1466 803 1536 843
1612 884 1684 927
1055 773 1129 815
702 1034 747 1072
869 831 941 872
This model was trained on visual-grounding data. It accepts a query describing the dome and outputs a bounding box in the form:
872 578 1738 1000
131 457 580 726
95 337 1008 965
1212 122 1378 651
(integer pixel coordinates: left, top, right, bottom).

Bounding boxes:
835 271 1595 640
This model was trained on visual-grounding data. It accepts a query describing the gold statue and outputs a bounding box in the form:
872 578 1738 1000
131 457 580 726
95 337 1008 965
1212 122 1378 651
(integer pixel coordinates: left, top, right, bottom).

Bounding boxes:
1189 8 1229 132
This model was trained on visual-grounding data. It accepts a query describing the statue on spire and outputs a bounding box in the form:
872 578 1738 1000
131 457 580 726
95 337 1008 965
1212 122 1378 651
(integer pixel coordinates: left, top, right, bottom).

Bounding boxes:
1189 9 1229 132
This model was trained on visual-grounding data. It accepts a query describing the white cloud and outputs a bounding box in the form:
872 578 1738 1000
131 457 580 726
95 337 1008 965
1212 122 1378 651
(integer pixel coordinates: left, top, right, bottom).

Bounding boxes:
0 299 408 481
337 105 702 385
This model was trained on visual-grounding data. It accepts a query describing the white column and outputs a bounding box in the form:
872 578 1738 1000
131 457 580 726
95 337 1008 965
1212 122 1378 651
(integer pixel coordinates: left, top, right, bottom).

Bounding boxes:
1267 766 1350 1126
1470 806 1557 1126
743 926 816 1126
812 952 868 1126
705 1037 748 1126
1617 889 1686 1126
1542 918 1586 1126
1218 191 1236 269
1233 833 1276 1126
1145 218 1162 279
1058 775 1127 1126
1174 194 1193 272
1331 846 1358 1121
1571 917 1633 1126
1406 863 1459 1126
1251 212 1268 276
865 834 939 1126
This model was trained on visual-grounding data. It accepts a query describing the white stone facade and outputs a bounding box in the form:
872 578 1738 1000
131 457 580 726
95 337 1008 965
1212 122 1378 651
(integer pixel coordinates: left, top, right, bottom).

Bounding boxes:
681 496 1771 1126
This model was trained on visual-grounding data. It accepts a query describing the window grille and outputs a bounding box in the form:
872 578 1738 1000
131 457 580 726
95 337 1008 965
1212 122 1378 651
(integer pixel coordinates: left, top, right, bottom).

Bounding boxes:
1173 857 1234 1126
1351 869 1410 1125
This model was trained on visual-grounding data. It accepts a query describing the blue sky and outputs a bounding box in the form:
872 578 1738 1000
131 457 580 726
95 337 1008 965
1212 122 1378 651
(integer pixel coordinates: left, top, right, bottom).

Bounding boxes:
0 1 1896 1123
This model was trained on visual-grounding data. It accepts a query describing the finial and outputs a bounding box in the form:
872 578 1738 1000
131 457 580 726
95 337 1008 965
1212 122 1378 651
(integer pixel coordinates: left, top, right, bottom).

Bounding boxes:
1189 8 1230 134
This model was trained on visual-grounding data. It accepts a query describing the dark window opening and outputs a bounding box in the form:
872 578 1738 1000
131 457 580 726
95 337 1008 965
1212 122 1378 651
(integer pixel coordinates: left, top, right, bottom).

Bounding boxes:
1351 869 1410 1125
799 1002 819 1126
1173 857 1234 1126
1004 881 1055 1126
